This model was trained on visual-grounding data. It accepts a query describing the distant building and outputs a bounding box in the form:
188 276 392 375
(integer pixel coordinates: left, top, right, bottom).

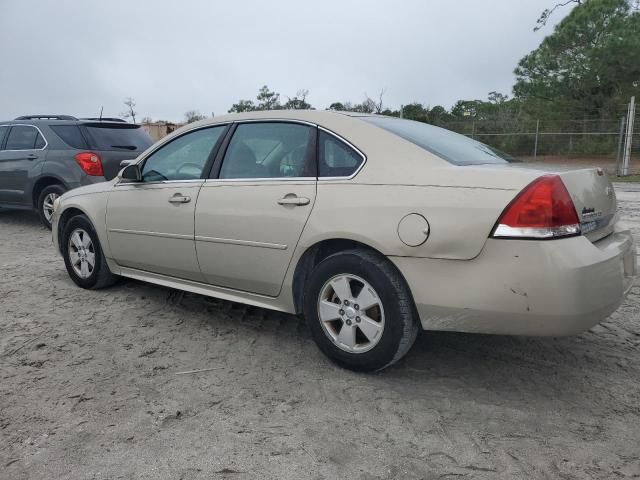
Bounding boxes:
142 121 184 141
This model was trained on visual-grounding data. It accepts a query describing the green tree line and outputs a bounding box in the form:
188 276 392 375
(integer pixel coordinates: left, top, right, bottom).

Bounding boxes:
228 0 639 158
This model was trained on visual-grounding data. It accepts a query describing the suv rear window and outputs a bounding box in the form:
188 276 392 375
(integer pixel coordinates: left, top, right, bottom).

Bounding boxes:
83 124 153 152
50 125 88 149
362 116 510 166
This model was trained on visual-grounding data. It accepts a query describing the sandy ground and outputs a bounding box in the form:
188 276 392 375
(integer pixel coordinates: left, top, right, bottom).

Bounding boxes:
1 184 639 480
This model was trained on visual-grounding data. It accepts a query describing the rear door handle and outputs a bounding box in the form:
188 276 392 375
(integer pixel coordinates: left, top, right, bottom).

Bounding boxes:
277 195 310 206
26 154 38 160
168 194 191 204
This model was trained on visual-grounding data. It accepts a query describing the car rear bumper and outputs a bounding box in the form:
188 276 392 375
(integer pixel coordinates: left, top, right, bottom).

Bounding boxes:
390 225 637 336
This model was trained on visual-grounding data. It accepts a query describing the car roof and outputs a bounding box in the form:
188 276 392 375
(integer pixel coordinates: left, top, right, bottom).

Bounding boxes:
1 115 134 126
180 109 378 128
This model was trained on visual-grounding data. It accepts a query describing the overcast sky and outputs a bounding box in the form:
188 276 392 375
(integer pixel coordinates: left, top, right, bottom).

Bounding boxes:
0 0 573 122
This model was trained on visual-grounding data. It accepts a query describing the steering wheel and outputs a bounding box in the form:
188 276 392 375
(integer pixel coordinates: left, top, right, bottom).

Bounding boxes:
175 162 203 179
143 169 168 182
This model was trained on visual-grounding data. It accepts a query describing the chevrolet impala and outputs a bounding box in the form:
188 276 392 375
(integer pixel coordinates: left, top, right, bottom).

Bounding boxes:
51 110 637 371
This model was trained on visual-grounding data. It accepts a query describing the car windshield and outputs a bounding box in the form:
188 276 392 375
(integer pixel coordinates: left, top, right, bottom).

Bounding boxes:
83 124 153 152
361 116 513 165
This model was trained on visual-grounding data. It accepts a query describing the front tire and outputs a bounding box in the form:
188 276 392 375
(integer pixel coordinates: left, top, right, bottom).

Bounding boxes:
62 214 118 289
303 249 419 372
37 184 66 229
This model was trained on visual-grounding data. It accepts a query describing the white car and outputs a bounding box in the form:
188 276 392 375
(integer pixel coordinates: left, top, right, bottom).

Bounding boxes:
52 110 637 371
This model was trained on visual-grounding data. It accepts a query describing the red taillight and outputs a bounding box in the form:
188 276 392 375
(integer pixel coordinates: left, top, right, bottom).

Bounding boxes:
492 174 580 239
74 152 103 176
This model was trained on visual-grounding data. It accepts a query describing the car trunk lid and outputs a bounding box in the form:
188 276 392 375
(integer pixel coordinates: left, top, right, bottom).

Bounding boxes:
499 163 617 242
555 168 617 242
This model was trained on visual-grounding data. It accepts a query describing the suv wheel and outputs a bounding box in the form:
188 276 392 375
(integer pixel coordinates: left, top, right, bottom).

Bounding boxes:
62 214 118 289
303 249 419 372
37 184 66 229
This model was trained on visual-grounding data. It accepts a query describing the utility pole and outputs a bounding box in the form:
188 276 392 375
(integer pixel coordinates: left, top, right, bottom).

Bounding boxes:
616 116 626 176
622 96 636 176
533 119 540 160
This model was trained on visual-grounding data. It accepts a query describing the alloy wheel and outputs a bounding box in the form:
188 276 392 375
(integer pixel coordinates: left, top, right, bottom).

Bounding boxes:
42 192 59 222
317 274 385 353
68 228 95 279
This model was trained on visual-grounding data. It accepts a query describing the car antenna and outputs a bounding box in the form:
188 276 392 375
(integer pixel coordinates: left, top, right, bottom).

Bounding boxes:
99 106 103 121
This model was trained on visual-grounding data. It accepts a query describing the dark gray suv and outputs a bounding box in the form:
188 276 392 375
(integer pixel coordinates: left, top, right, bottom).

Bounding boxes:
0 115 153 228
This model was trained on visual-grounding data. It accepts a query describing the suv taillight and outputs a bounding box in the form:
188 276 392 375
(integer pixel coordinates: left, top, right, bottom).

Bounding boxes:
74 152 103 176
492 174 580 239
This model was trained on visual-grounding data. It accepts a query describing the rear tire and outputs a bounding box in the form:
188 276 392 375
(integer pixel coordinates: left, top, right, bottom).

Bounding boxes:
303 249 419 372
37 184 66 229
62 214 118 289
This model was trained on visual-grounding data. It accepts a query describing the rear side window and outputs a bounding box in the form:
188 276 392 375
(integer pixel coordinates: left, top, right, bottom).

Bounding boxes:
318 130 364 177
362 116 509 166
5 126 45 150
34 134 46 149
83 124 153 152
50 125 88 149
0 126 8 149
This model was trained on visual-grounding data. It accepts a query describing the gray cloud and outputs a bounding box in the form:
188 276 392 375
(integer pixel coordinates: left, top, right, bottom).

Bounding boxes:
0 0 572 122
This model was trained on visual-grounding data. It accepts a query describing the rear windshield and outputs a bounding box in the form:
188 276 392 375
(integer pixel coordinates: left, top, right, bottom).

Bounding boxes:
83 124 153 152
362 116 511 165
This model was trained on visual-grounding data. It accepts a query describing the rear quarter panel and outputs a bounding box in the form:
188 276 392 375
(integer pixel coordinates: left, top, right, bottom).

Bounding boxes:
299 182 520 260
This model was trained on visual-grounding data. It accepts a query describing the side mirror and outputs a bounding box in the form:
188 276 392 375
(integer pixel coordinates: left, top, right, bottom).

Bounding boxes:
119 159 136 168
120 163 142 182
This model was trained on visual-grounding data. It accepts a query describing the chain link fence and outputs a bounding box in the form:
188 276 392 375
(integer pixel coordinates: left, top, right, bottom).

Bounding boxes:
439 109 640 176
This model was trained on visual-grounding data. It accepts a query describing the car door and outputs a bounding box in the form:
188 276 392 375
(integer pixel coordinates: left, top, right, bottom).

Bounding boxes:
0 125 47 205
106 125 228 281
195 121 317 296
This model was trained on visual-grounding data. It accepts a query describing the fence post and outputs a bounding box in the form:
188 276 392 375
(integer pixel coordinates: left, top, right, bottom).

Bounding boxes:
569 135 573 155
622 96 636 176
533 119 540 160
616 116 627 176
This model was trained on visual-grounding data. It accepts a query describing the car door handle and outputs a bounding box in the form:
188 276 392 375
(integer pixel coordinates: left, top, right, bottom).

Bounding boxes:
168 194 191 204
277 195 310 206
26 154 38 160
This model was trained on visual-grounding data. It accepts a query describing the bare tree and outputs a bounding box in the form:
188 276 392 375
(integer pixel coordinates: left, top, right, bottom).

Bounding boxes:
534 0 582 31
283 89 312 109
364 88 386 114
297 89 309 104
184 110 206 123
121 97 138 123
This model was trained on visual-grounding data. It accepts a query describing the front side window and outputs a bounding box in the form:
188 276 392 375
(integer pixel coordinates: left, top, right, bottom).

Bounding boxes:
219 122 314 179
318 130 364 177
141 126 225 182
5 126 45 150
